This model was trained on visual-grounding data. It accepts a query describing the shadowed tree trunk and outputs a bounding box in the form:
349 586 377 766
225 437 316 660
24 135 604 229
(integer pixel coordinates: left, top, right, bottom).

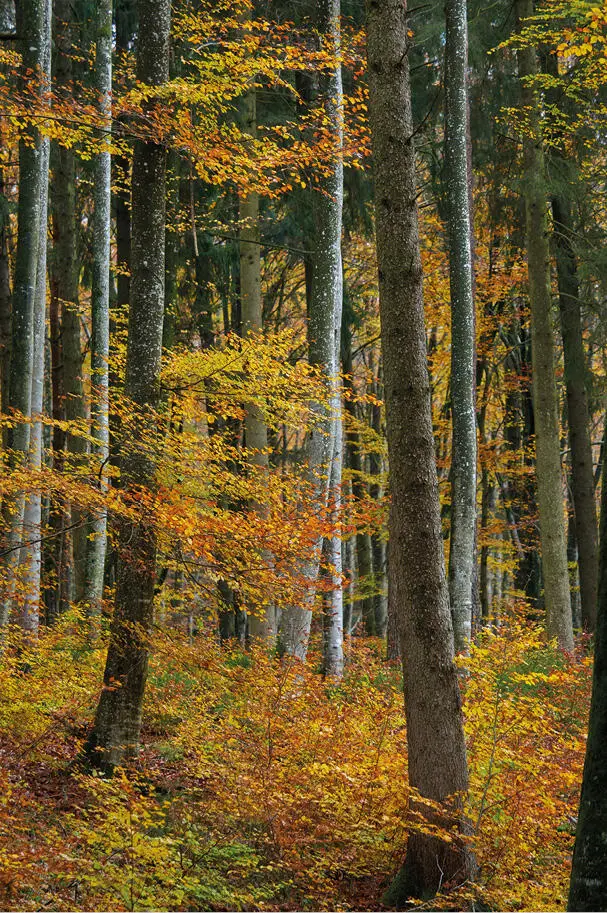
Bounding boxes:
445 0 477 653
516 0 573 651
567 396 607 910
85 0 171 772
366 0 477 900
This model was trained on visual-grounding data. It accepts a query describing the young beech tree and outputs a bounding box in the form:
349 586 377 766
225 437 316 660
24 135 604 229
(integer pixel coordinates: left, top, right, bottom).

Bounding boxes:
85 0 171 772
365 0 476 900
516 0 573 652
445 0 477 652
84 0 112 611
280 0 344 664
567 399 607 911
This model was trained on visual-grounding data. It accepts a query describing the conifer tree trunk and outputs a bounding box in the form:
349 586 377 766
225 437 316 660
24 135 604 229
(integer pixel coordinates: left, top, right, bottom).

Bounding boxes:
0 0 47 626
366 0 476 899
445 0 477 652
279 0 343 662
84 0 112 612
567 398 607 910
85 0 170 772
516 0 573 651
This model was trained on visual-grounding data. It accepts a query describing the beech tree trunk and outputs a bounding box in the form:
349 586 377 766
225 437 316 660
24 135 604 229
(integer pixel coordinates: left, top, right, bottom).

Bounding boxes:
279 0 343 662
567 398 607 910
516 0 573 652
445 0 477 653
0 0 47 626
366 0 476 899
85 0 170 772
84 0 112 612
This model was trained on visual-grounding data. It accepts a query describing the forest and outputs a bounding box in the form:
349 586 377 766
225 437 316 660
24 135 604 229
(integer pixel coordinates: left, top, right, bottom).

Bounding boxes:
0 0 606 909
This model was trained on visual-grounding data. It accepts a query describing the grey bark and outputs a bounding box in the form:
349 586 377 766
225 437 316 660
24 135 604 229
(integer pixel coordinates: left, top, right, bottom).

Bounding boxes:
516 0 573 651
279 0 343 662
85 0 171 772
365 0 476 899
445 0 477 652
83 0 112 612
0 0 47 626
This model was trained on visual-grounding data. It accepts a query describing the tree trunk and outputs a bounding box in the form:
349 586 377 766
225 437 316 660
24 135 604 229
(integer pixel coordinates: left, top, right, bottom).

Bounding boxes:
445 0 477 653
516 0 573 651
365 0 476 899
567 397 607 910
0 0 47 626
551 192 597 632
85 0 170 773
83 0 112 613
323 399 344 677
279 0 343 662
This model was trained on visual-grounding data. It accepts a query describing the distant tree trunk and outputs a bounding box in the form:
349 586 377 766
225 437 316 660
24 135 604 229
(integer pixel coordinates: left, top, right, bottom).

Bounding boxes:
85 0 171 772
83 0 112 612
366 0 477 900
445 0 477 653
567 398 607 911
279 0 343 662
516 0 573 651
239 26 274 642
551 192 597 632
0 0 47 626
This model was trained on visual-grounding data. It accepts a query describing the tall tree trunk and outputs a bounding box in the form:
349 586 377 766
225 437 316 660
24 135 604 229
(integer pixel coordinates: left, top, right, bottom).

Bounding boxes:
239 19 274 642
365 0 476 899
83 0 112 612
567 398 607 910
85 0 171 772
279 0 343 662
0 166 11 434
19 114 50 633
445 0 477 652
323 412 344 676
0 0 47 626
551 192 597 631
516 0 573 651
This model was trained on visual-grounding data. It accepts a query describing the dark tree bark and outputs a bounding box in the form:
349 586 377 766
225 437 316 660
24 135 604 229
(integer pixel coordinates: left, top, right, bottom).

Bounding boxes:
85 0 171 772
365 0 476 900
567 397 607 910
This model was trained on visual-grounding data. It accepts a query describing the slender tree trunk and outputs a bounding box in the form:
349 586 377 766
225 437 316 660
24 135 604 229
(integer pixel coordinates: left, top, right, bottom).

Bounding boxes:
323 412 344 676
279 0 343 662
567 398 607 910
0 0 47 626
551 193 597 631
19 117 50 633
239 25 274 642
85 0 171 772
0 166 11 435
365 0 476 899
516 0 573 651
445 0 477 653
83 0 112 612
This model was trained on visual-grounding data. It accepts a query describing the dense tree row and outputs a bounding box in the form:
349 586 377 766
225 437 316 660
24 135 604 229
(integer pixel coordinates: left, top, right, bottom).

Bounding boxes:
1 0 607 908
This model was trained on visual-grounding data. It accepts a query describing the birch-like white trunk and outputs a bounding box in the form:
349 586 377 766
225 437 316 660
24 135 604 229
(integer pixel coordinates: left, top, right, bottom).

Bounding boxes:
83 0 112 612
445 0 477 653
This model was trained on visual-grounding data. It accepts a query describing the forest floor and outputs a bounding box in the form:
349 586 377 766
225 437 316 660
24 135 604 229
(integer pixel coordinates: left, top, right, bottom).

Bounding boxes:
0 608 591 912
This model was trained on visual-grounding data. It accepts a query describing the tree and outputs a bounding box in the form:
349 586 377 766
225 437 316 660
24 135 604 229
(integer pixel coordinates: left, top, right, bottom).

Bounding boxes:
279 0 344 664
567 396 607 911
445 0 477 652
83 0 112 612
85 0 171 771
515 0 573 652
365 0 476 899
